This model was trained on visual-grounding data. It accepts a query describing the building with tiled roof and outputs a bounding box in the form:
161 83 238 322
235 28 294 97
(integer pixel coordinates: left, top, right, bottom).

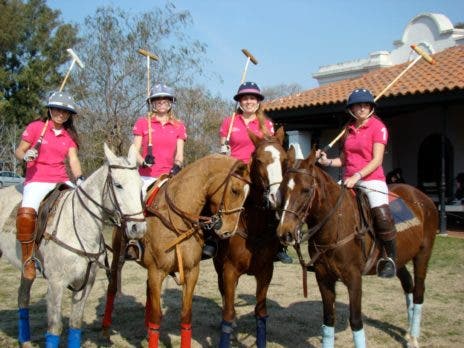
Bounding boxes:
263 13 464 232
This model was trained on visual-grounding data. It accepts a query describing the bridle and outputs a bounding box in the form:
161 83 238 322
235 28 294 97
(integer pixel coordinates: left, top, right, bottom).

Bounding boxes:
44 162 145 292
250 138 284 209
151 160 251 234
76 164 145 226
279 165 346 244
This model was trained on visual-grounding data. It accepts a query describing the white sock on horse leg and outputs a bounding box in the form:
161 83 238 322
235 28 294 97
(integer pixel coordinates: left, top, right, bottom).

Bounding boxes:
321 325 334 348
411 303 422 338
405 293 413 329
352 328 366 348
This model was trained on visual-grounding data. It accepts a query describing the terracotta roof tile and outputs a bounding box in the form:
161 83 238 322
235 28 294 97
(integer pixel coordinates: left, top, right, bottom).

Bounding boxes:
264 45 464 111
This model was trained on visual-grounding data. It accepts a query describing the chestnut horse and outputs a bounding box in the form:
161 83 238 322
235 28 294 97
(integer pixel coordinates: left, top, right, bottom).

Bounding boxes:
277 148 437 348
142 154 250 348
214 127 287 348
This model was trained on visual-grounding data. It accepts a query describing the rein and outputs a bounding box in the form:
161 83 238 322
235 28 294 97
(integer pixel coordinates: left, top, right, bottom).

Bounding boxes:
44 163 143 292
151 160 250 251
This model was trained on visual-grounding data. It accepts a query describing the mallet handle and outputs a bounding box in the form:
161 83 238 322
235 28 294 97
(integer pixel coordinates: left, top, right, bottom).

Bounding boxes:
324 45 435 152
59 60 76 92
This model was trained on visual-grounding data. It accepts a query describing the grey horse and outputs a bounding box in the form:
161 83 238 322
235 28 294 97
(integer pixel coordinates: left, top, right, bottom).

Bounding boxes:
0 144 146 347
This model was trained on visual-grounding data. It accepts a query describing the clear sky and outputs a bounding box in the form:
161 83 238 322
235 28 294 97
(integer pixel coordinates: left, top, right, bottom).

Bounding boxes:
47 0 463 99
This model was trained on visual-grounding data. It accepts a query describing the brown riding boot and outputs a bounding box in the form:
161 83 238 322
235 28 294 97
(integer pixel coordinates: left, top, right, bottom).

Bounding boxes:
16 207 37 280
372 204 397 278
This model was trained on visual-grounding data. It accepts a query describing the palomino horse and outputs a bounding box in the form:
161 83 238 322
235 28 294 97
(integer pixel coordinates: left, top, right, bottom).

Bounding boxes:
113 154 249 348
276 148 438 348
214 127 287 348
0 144 146 348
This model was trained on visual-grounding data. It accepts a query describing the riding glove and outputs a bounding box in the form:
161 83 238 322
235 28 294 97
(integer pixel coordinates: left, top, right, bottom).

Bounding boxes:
23 148 38 162
220 144 231 156
169 164 182 176
76 175 85 186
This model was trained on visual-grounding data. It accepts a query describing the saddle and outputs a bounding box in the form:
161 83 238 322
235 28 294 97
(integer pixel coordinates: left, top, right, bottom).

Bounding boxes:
36 184 73 244
352 189 380 275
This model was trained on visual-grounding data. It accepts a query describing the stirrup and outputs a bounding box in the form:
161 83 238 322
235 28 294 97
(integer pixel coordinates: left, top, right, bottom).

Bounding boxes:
201 242 217 260
125 240 142 261
376 257 396 278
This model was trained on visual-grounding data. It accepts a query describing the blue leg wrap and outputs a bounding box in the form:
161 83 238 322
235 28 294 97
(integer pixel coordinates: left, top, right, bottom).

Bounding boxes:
18 308 31 344
321 325 335 348
67 327 82 348
256 316 268 348
352 328 366 348
219 320 233 348
411 303 422 338
45 332 60 348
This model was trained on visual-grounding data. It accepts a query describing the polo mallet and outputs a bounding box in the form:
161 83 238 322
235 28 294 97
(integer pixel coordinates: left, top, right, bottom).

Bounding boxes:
32 49 85 153
322 44 436 152
225 49 259 146
137 48 159 165
59 48 85 92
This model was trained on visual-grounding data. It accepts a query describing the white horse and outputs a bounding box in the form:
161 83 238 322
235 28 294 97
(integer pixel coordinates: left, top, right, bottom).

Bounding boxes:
0 144 147 348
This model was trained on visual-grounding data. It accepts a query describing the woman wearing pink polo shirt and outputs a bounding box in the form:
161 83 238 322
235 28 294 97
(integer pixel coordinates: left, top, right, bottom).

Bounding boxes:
14 91 84 280
317 88 397 278
216 81 292 263
132 84 187 194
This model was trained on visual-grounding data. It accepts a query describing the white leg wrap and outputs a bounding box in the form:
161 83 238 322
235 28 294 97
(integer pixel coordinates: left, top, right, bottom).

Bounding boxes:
411 303 422 338
321 325 335 348
352 328 366 348
405 293 413 330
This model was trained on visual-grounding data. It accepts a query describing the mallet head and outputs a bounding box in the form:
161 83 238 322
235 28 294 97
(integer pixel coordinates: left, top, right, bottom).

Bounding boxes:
242 49 258 65
137 48 159 61
410 44 435 65
66 48 85 68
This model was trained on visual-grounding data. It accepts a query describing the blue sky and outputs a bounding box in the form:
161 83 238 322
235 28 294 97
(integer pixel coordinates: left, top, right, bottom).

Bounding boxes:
47 0 463 99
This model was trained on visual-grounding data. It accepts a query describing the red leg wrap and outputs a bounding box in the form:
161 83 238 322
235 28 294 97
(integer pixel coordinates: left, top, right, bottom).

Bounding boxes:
180 323 192 348
148 322 160 348
102 292 115 328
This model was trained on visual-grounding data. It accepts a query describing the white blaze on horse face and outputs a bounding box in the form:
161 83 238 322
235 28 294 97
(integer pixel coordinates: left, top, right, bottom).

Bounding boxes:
279 178 295 225
264 145 283 208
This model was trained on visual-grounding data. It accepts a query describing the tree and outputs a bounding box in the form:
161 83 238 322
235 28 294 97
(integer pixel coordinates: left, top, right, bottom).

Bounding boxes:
72 3 210 171
0 0 79 173
175 86 231 163
262 83 303 101
0 0 79 127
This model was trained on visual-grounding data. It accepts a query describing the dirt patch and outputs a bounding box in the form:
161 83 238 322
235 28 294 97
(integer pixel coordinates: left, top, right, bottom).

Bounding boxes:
0 235 463 347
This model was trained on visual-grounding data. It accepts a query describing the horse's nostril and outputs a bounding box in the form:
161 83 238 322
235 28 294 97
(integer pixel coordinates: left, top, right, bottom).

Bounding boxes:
284 233 293 243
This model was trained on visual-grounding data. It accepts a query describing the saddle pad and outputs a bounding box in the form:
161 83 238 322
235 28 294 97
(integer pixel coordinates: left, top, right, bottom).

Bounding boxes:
145 177 169 209
389 196 419 231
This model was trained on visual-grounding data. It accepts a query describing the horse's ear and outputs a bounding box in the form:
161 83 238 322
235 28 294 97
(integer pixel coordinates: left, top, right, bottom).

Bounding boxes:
127 144 138 167
247 129 262 147
275 126 285 145
303 145 318 167
235 161 250 179
287 145 296 168
104 143 117 164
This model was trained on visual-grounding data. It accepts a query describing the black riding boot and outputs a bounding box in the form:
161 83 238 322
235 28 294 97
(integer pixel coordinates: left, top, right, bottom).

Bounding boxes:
372 204 397 278
201 237 217 260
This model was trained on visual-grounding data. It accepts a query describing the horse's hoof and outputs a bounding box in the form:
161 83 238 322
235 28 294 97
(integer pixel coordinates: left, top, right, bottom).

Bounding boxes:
21 342 33 348
102 327 112 340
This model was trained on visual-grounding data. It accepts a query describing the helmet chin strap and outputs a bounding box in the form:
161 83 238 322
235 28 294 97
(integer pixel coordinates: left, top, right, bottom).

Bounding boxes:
238 103 260 114
348 107 374 120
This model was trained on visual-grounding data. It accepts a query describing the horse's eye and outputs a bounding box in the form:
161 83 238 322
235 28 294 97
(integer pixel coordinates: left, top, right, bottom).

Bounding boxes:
114 183 123 189
302 187 311 194
231 188 240 196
